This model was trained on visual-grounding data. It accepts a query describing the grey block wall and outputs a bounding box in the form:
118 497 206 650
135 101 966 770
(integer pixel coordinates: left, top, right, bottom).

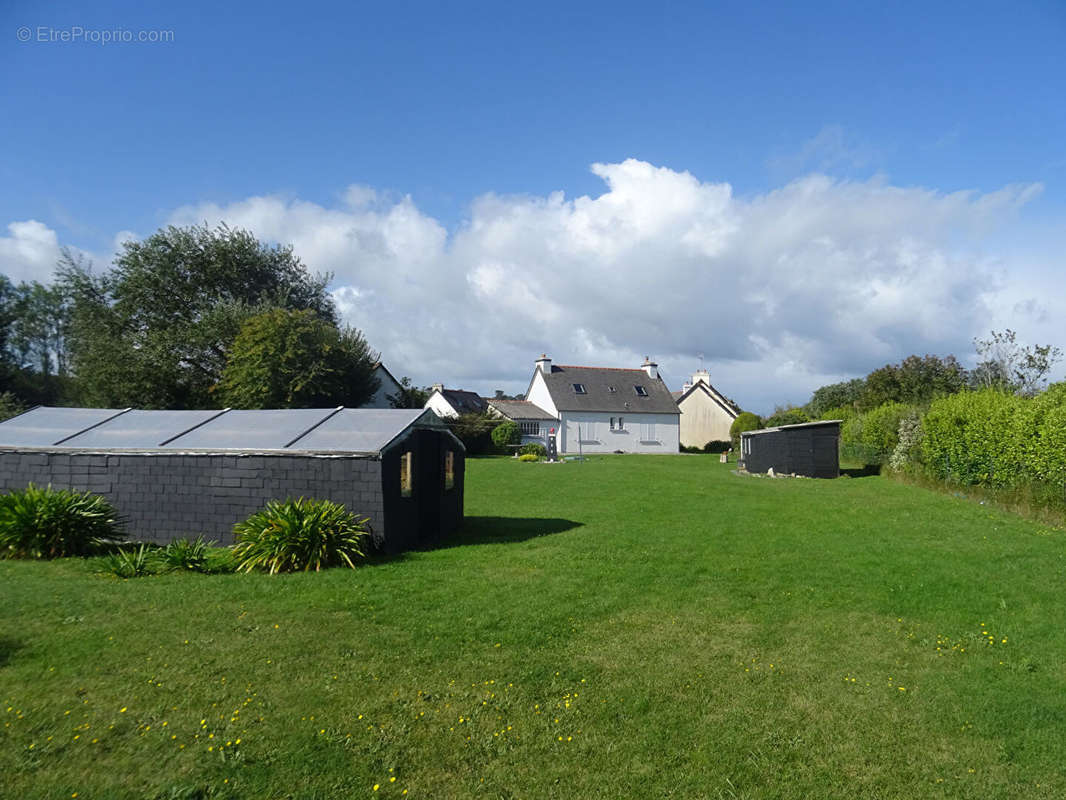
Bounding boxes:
0 451 384 546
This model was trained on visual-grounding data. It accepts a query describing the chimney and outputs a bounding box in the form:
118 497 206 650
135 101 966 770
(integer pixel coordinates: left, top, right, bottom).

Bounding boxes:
431 383 444 393
641 356 658 380
535 353 552 375
692 369 710 386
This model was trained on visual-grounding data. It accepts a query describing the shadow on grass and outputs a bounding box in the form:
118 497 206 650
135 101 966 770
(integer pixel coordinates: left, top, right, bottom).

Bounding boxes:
840 464 882 478
441 516 583 548
0 636 21 667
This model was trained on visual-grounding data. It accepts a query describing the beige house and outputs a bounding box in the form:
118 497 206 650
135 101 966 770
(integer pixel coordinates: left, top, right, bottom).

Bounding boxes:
672 370 740 449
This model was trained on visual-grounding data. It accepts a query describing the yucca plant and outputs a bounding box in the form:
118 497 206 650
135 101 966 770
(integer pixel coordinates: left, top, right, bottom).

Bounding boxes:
104 543 158 578
0 484 125 559
231 498 371 574
160 535 212 572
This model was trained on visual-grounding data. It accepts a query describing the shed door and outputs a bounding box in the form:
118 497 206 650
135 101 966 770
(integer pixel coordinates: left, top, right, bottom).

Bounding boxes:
416 430 443 544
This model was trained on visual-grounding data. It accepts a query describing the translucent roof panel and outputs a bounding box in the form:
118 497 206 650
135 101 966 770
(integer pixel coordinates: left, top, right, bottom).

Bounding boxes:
60 409 226 449
163 408 336 450
0 407 128 447
293 408 427 452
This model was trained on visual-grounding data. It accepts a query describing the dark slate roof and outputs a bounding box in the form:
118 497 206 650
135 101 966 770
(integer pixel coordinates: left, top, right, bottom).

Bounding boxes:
440 389 487 414
742 419 842 437
0 406 454 454
541 365 679 414
487 399 556 421
675 381 741 418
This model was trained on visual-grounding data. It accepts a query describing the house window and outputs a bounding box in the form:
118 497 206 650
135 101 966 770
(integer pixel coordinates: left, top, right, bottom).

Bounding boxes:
519 421 540 436
572 383 587 394
444 450 454 490
400 451 413 497
607 386 616 393
634 385 649 397
609 417 615 430
617 416 624 431
640 422 657 442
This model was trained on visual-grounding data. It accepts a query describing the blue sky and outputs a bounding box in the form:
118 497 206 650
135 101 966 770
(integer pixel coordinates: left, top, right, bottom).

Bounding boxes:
3 0 1065 411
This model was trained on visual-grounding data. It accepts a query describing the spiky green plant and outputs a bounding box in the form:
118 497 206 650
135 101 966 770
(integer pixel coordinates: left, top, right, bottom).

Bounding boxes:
160 535 212 572
231 498 371 574
0 484 125 559
104 543 158 578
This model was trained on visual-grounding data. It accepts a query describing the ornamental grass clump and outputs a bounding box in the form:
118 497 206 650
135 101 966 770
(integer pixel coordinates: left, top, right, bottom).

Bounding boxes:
159 535 212 572
231 497 371 574
0 483 125 559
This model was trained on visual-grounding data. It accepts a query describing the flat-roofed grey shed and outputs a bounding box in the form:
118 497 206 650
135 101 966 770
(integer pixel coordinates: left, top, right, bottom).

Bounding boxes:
739 420 841 479
0 406 464 552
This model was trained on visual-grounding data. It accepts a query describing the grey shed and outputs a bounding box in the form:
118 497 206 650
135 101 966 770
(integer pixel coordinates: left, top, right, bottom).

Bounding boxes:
0 406 465 552
739 420 841 479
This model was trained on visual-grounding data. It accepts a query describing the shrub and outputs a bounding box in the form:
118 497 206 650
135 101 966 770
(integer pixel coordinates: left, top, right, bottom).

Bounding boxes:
232 498 371 573
518 453 539 462
730 412 762 450
0 484 125 559
921 389 1025 487
105 543 158 578
445 413 499 455
519 442 547 458
702 440 731 453
888 409 924 472
160 535 212 572
491 420 521 450
1019 382 1066 487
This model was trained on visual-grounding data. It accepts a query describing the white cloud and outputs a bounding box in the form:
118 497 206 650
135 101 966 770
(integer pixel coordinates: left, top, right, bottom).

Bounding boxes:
5 160 1056 413
0 220 63 283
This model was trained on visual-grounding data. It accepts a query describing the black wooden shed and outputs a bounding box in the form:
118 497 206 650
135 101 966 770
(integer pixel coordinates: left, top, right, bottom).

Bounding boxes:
739 420 841 478
0 406 464 552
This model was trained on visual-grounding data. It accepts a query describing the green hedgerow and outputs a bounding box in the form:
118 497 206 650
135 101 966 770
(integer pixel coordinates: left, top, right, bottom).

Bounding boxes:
0 484 125 559
232 497 371 574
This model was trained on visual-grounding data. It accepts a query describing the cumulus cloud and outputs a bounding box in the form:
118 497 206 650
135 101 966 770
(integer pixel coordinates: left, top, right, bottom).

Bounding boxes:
0 220 64 283
4 160 1050 412
162 160 1050 411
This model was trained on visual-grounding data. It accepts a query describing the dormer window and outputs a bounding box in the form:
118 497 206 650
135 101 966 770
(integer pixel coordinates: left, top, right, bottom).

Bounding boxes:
572 383 587 394
607 386 616 393
634 385 648 396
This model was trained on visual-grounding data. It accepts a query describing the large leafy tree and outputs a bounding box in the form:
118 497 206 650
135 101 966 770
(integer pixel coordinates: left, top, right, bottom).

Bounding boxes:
219 308 379 408
60 224 336 408
860 354 968 409
971 329 1062 396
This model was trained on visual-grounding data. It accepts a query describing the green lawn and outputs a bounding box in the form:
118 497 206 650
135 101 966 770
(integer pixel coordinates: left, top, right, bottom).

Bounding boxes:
3 456 1066 799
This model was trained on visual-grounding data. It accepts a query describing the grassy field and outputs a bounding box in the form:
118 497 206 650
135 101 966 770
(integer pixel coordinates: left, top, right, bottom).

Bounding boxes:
2 456 1066 799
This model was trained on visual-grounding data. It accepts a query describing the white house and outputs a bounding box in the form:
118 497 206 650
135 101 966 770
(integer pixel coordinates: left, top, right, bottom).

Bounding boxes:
672 369 740 449
361 362 404 409
424 385 488 418
523 354 680 454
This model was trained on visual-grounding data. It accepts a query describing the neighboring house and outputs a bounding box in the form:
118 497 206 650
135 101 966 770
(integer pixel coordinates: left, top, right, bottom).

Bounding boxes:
486 399 557 445
424 385 488 418
523 354 680 454
361 361 404 409
672 369 740 449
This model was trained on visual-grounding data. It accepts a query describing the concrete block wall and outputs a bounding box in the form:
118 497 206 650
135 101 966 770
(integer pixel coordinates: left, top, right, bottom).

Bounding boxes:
0 451 384 546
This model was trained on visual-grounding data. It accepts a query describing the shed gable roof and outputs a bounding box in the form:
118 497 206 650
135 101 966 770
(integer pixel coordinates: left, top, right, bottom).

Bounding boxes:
540 365 679 414
0 406 450 454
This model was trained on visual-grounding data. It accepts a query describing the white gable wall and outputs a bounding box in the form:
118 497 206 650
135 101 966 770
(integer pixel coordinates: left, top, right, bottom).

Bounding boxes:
525 370 559 417
677 386 736 448
424 391 459 418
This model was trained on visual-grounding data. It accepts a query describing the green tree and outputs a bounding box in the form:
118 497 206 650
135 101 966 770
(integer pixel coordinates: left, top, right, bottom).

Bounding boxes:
60 224 335 408
971 329 1062 396
219 309 379 408
764 406 809 428
729 411 762 450
806 378 865 417
388 377 430 409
